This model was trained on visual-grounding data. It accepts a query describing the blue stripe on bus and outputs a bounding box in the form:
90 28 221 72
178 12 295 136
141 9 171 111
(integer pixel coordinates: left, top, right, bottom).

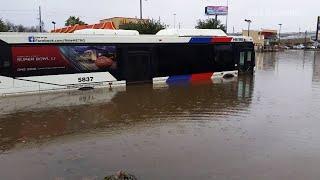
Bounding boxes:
166 75 191 84
189 37 212 44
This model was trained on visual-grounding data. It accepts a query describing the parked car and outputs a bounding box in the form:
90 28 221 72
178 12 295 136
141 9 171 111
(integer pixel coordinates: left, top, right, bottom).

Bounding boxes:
282 46 290 50
306 45 316 49
293 44 305 50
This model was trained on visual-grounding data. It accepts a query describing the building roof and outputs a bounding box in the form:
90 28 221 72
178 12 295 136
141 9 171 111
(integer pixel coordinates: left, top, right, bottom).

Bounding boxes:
261 29 277 33
73 29 140 36
51 22 116 33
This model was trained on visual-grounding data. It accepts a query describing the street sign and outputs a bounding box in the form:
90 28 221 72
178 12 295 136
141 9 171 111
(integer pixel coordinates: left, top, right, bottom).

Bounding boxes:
205 6 228 16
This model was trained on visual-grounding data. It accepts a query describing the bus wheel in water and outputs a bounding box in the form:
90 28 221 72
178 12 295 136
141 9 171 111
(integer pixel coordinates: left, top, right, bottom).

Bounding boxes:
223 73 235 79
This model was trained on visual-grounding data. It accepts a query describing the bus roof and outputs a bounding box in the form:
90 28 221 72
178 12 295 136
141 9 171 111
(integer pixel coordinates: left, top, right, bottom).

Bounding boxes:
0 29 252 44
156 29 227 37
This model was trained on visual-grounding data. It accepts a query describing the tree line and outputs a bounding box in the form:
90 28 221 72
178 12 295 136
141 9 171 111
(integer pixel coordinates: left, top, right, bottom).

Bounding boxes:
0 18 38 32
1 16 226 34
63 16 226 33
119 18 226 34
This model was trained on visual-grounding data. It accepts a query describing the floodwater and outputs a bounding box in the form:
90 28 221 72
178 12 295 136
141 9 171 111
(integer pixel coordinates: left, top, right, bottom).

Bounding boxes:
0 50 320 180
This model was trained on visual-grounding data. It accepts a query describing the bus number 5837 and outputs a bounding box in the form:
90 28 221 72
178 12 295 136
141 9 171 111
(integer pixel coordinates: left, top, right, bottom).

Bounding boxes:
78 77 94 83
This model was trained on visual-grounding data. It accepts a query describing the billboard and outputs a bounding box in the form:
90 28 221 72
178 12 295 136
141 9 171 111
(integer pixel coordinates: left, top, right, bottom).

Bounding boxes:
11 45 118 77
205 6 228 16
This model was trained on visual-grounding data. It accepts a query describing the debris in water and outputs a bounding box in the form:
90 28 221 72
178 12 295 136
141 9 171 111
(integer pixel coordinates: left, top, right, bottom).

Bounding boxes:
104 170 137 180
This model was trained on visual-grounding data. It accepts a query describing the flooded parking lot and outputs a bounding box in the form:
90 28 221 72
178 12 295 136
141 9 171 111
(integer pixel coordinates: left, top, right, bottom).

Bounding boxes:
0 50 320 180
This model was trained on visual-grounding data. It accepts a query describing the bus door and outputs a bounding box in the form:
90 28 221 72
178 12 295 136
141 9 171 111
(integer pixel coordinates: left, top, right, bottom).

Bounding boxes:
124 50 152 84
0 42 11 77
239 50 254 73
0 43 13 89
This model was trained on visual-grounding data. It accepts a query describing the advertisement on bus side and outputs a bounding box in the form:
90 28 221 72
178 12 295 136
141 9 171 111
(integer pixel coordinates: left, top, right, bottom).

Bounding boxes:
11 45 118 77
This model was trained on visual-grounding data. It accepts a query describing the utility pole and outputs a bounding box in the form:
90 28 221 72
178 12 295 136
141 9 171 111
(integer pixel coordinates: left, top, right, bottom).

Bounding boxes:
278 24 282 45
299 26 301 36
173 13 176 29
38 6 42 32
316 16 320 42
305 30 308 48
139 0 143 19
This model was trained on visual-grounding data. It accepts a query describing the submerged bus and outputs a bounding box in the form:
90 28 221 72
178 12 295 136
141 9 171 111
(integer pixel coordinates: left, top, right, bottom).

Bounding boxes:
0 29 255 96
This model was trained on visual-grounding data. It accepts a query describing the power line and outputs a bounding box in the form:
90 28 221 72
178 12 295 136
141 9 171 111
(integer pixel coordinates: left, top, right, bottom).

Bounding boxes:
0 9 37 12
0 12 36 15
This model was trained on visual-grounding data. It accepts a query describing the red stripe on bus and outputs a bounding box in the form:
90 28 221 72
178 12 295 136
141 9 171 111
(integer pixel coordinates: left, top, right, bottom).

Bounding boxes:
211 37 233 43
191 72 213 82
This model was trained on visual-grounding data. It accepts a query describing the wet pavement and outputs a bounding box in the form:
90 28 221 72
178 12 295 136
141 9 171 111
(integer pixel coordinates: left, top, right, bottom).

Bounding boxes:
0 50 320 180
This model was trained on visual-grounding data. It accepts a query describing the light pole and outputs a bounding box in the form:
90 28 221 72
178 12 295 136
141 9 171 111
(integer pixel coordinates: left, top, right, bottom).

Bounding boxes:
245 19 252 37
173 13 177 29
139 0 143 19
316 16 320 42
278 23 282 45
305 30 308 48
226 0 229 33
52 21 56 31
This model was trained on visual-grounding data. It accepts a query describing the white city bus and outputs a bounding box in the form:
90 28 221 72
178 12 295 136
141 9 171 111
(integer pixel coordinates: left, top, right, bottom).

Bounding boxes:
0 29 255 96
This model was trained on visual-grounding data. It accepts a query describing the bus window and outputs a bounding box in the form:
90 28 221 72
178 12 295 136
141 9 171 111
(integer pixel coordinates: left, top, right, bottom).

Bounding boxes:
0 47 2 72
157 44 213 77
240 52 245 66
189 45 213 74
238 50 255 73
214 44 234 71
157 45 189 76
247 51 252 62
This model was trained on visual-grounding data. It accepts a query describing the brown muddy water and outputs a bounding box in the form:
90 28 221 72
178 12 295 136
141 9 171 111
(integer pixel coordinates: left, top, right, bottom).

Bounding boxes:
1 50 320 180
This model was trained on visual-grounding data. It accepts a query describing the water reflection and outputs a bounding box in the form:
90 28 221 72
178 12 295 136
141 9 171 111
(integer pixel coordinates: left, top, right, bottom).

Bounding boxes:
2 51 320 180
0 76 254 152
313 51 320 83
255 52 277 71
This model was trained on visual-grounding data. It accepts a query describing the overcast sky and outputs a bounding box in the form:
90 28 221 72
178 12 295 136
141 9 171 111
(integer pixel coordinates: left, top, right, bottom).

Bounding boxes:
0 0 319 33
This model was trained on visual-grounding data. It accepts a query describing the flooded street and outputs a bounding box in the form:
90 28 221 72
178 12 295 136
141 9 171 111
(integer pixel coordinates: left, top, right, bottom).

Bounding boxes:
1 50 320 179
